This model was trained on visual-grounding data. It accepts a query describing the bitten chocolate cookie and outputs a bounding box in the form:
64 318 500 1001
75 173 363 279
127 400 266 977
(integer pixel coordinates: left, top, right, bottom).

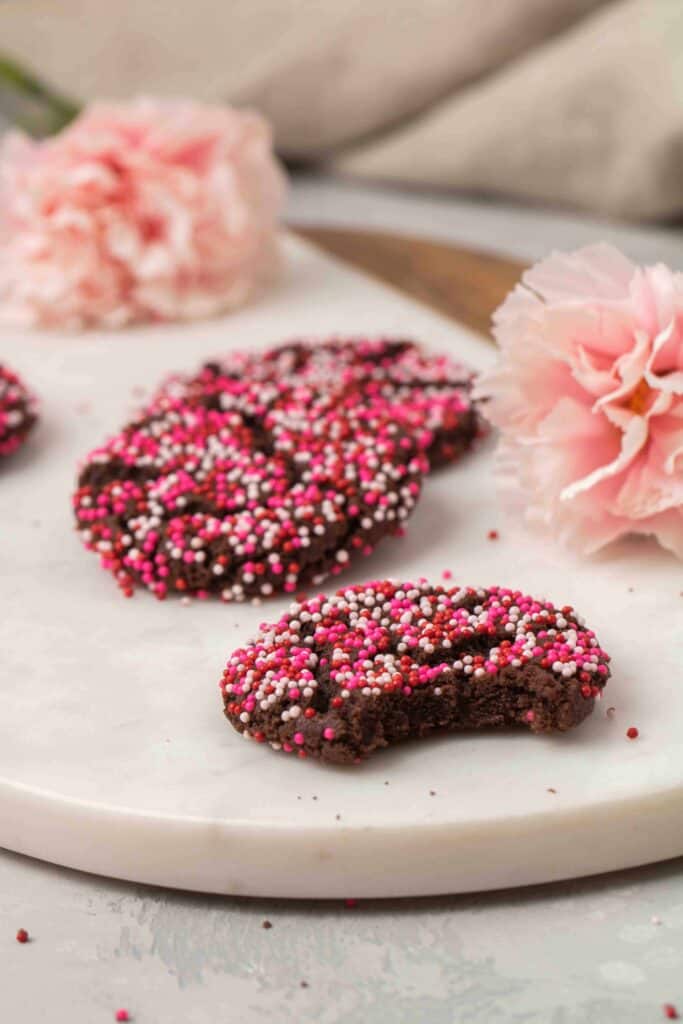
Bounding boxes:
73 385 427 600
179 337 480 469
221 580 611 763
0 364 37 458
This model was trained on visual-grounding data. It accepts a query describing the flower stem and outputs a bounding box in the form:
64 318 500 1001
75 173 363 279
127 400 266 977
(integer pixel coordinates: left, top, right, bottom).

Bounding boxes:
0 53 79 136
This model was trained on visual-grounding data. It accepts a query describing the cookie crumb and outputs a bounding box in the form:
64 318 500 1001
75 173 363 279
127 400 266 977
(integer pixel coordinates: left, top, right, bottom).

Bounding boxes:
15 928 29 944
429 790 436 796
300 981 309 989
626 726 639 740
262 920 273 930
547 787 557 794
652 915 662 925
335 814 341 821
606 706 616 717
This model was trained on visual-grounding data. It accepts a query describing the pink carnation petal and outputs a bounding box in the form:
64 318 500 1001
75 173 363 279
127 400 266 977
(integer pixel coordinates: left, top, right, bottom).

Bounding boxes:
645 318 683 395
522 243 636 305
0 98 286 329
560 415 648 502
483 244 683 560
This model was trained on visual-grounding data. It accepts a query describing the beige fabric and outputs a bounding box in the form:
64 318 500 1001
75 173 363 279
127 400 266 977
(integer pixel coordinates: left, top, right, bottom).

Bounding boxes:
1 0 681 220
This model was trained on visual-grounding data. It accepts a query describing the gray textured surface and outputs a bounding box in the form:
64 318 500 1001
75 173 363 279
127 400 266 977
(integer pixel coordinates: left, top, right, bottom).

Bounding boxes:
5 850 683 1023
4 176 683 1022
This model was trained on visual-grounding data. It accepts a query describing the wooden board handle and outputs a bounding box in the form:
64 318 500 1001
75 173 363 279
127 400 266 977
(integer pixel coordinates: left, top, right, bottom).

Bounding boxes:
294 226 526 340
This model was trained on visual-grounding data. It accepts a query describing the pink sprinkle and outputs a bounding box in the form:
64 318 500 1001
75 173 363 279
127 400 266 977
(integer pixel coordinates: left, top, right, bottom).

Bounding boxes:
323 727 336 741
525 710 535 723
442 569 452 580
115 1012 130 1022
293 732 305 745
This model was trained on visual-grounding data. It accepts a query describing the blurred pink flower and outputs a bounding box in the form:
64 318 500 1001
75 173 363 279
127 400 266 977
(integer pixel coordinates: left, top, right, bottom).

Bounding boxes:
475 244 683 558
0 98 286 329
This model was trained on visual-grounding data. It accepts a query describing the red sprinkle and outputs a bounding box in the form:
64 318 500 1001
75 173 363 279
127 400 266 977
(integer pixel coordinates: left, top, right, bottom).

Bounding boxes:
16 928 29 944
345 898 358 908
663 1006 679 1020
626 726 639 740
115 1012 130 1022
487 529 499 540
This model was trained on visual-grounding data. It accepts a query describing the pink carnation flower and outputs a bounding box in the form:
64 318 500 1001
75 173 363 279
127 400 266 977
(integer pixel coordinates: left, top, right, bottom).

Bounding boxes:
476 244 683 558
0 98 286 329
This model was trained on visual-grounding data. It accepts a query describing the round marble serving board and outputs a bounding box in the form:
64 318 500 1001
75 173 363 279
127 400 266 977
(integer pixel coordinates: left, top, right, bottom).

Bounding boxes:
1 233 682 899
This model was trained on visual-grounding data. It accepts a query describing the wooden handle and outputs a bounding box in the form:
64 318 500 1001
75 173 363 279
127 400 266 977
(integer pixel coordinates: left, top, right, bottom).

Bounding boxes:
294 225 525 340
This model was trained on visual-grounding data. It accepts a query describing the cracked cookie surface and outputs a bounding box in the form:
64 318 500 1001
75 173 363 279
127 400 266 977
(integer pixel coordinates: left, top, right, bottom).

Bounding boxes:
179 337 480 470
221 579 611 763
74 378 427 600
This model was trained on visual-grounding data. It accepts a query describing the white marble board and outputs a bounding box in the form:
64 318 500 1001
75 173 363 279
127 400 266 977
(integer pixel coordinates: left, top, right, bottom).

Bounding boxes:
1 234 682 898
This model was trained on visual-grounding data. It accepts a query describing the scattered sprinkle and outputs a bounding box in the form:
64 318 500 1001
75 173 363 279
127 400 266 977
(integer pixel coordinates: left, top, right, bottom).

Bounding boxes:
652 915 662 926
15 928 29 944
626 726 639 740
663 1005 679 1020
442 569 453 580
487 529 499 540
115 1012 130 1023
345 898 358 908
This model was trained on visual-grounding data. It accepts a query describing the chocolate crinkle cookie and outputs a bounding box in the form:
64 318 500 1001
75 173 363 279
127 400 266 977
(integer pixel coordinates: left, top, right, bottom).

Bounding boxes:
177 337 481 470
73 375 427 600
221 579 611 764
0 364 37 458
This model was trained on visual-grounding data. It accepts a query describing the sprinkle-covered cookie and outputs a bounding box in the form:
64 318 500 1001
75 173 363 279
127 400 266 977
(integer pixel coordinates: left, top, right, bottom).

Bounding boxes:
0 364 37 458
73 386 427 600
179 338 479 469
221 579 611 763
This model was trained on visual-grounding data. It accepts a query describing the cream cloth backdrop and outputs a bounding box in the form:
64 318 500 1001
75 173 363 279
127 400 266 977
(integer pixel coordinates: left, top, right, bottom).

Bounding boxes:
1 0 682 220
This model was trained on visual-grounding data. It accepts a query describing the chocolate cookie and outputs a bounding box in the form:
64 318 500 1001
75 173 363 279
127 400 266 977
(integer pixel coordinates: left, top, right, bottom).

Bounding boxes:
221 580 611 763
179 337 480 469
73 385 427 600
0 364 37 458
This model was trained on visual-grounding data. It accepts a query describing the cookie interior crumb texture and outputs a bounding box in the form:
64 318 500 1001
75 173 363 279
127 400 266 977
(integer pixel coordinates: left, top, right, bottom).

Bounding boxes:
221 579 611 764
